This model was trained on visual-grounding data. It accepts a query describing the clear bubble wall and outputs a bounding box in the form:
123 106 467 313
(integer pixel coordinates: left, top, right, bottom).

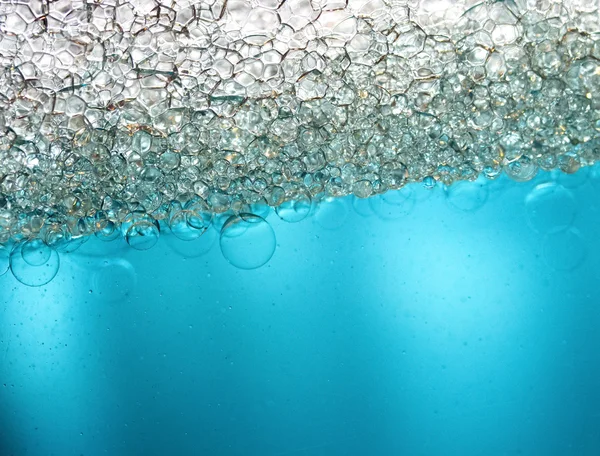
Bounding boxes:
1 0 600 277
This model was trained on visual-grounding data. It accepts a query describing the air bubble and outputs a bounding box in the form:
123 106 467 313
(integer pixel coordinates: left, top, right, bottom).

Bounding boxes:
21 239 52 266
169 204 212 241
10 242 60 287
542 228 586 272
505 158 538 182
0 245 9 276
315 198 349 230
275 194 312 223
446 180 489 212
525 183 576 234
126 221 160 250
220 214 276 270
92 259 136 302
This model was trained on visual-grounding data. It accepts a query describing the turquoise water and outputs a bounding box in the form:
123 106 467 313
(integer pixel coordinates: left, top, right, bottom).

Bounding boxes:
1 168 599 455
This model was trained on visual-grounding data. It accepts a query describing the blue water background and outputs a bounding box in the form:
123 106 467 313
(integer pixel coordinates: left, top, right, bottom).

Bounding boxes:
1 168 599 455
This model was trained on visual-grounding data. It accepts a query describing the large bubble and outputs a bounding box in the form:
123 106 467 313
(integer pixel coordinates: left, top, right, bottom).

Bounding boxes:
220 214 276 269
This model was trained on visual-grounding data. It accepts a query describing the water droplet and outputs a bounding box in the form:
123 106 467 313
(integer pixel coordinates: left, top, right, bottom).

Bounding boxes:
275 194 312 223
10 242 60 287
542 228 586 272
315 198 348 230
126 221 160 250
446 180 489 212
525 183 576 234
220 214 276 269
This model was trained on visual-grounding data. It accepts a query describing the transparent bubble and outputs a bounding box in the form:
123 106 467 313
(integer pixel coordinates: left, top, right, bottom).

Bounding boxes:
126 221 160 250
351 195 373 217
525 183 576 234
220 214 276 270
315 198 349 230
10 242 60 287
92 259 136 302
446 180 489 212
505 159 538 182
276 194 312 223
169 208 212 241
0 244 9 276
543 228 586 272
166 226 217 258
369 192 415 221
56 236 88 253
21 239 52 266
557 165 589 189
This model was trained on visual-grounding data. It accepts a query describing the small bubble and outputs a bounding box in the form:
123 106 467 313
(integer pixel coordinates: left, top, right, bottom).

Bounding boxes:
220 213 276 270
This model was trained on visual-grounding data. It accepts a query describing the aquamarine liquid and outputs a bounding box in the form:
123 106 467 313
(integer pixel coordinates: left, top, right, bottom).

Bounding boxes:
1 167 599 456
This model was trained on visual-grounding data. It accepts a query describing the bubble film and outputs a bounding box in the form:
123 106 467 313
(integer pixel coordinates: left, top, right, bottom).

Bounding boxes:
1 0 600 246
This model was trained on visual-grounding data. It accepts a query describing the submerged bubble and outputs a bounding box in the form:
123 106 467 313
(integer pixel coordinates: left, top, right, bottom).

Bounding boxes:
446 180 489 212
92 259 136 302
169 203 212 241
220 214 276 269
0 245 9 276
505 158 538 182
276 194 312 223
525 183 576 234
10 242 60 287
126 221 160 250
315 198 349 230
21 239 52 266
543 228 586 272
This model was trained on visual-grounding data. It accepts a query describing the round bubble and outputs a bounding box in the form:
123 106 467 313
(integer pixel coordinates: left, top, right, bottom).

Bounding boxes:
21 239 52 266
92 259 136 302
169 208 212 241
557 165 589 189
525 183 576 234
315 198 349 230
10 242 60 287
505 159 538 182
166 225 218 258
352 195 373 217
542 228 586 272
382 186 413 206
56 235 88 253
126 221 160 250
276 194 312 223
0 244 9 276
220 214 276 270
95 220 120 241
369 191 415 221
446 180 489 212
249 200 272 219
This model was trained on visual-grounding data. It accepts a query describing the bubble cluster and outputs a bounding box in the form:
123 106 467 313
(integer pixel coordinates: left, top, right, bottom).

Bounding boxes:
0 0 599 249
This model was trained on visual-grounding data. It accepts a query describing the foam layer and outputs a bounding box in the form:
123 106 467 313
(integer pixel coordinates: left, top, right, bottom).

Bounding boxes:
0 0 600 245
